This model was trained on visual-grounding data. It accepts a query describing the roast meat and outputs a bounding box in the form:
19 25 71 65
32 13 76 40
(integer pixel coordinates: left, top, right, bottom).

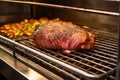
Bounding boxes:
33 19 95 50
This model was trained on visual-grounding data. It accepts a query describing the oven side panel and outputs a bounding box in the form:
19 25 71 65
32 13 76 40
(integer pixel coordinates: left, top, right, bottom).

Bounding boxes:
0 2 32 25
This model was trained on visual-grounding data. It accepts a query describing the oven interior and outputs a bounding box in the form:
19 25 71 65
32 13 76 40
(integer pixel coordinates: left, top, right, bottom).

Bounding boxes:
0 0 119 80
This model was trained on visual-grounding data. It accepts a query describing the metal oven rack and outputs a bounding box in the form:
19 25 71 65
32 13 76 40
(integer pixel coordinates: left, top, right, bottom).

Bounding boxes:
0 0 120 80
0 32 119 80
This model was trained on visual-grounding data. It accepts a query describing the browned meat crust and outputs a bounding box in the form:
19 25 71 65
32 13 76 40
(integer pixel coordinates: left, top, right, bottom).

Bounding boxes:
33 19 95 50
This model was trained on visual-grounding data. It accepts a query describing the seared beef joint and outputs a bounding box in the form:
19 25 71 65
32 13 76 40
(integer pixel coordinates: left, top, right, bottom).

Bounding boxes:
33 19 95 51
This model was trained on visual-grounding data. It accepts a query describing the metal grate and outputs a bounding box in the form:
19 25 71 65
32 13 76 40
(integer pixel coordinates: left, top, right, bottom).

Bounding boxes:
0 32 118 79
14 36 118 79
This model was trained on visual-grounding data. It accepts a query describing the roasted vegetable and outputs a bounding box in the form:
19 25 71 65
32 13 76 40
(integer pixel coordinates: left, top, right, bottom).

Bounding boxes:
0 18 49 38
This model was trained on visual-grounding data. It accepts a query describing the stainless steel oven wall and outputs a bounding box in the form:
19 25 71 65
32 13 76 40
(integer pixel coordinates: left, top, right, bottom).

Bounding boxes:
0 1 32 25
33 0 119 34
